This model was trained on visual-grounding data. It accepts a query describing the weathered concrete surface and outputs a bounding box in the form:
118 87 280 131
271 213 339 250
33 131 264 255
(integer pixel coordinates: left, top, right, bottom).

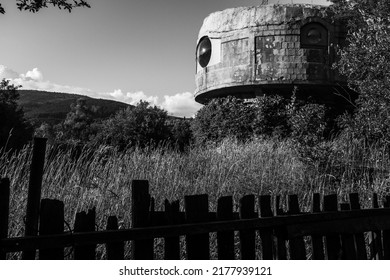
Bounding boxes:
195 4 351 106
198 5 329 37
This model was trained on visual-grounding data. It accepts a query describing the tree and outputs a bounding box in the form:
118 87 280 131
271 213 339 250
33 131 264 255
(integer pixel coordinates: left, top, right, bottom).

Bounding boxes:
56 98 96 143
34 122 56 141
96 101 170 150
330 0 390 143
0 79 33 150
0 0 90 14
251 94 289 138
168 118 193 151
191 97 256 145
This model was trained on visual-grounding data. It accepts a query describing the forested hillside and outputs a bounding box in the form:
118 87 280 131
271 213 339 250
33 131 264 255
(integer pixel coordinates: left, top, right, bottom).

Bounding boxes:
18 90 130 125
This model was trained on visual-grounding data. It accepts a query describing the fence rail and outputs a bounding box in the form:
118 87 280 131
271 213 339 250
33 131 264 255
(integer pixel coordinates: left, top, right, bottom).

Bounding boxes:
1 138 390 260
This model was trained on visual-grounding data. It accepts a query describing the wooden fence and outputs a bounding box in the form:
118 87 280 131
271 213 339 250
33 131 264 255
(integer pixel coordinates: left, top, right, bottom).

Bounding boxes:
1 138 390 260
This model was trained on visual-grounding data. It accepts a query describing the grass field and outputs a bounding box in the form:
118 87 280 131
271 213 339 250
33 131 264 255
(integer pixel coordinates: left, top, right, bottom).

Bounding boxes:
1 137 389 258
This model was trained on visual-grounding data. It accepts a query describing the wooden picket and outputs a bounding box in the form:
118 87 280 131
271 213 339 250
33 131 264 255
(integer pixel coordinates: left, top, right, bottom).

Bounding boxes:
369 193 383 259
273 195 287 260
239 195 256 260
22 137 47 260
311 193 324 260
288 195 306 259
0 178 10 260
259 195 274 260
185 194 209 260
164 200 181 260
216 196 235 260
39 199 64 260
74 208 96 259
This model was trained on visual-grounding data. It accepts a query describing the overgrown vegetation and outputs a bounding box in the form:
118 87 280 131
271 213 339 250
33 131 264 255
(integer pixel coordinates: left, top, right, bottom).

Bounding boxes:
330 0 390 145
2 137 389 259
0 80 33 151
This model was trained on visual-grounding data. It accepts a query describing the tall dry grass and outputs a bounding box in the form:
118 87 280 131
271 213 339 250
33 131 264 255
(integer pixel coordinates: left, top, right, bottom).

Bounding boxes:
1 137 390 258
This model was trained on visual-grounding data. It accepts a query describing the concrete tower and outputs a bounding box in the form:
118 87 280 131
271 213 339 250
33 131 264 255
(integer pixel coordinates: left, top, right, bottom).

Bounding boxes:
195 4 355 108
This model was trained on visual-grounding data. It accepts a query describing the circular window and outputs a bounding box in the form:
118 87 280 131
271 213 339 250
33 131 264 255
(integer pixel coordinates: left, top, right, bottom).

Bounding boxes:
300 23 328 48
197 36 212 68
307 28 322 44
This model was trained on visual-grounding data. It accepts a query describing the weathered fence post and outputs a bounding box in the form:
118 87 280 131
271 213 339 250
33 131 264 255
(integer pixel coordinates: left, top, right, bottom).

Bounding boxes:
39 199 64 260
23 137 47 260
323 194 342 260
216 196 235 260
106 216 124 260
74 208 96 259
369 193 383 259
349 193 367 259
185 194 209 260
288 195 306 260
0 178 10 260
259 195 274 260
311 193 325 260
239 195 257 260
273 196 287 260
382 196 390 259
131 180 153 260
340 203 357 259
164 200 181 260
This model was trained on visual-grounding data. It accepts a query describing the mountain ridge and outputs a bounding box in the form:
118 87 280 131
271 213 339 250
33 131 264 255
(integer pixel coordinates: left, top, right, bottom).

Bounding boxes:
17 89 131 125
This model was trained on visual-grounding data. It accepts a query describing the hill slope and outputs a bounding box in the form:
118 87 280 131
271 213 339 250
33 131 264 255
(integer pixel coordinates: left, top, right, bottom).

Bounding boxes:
18 90 131 125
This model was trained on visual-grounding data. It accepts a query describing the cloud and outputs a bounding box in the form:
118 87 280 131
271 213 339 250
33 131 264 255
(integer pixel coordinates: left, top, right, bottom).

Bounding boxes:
106 89 159 107
0 65 19 80
24 68 44 81
0 65 202 117
103 90 202 117
161 92 203 117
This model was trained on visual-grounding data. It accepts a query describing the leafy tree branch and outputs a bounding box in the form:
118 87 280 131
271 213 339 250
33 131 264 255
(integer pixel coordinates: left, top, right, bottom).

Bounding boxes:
0 0 90 14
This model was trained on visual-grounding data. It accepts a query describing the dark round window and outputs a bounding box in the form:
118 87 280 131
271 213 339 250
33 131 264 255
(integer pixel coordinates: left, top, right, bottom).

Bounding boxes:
197 36 212 68
307 28 322 44
300 23 328 48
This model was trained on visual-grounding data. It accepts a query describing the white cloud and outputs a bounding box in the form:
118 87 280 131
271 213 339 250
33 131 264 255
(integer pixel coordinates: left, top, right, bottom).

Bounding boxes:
24 68 44 81
0 65 202 117
0 65 19 80
102 90 202 117
106 89 159 107
161 92 203 117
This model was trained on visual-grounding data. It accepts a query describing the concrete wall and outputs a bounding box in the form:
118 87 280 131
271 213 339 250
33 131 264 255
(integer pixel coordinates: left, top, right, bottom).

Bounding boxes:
195 4 348 105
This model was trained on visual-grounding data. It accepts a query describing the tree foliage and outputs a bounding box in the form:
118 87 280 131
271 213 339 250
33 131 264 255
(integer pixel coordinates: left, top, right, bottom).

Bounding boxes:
251 94 289 138
0 0 90 14
331 0 390 143
191 97 255 145
192 94 332 162
56 98 96 143
96 101 170 150
0 79 33 150
167 118 193 151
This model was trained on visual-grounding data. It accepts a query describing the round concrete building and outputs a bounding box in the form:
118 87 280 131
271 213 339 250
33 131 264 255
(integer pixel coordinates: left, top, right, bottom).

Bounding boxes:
195 4 353 107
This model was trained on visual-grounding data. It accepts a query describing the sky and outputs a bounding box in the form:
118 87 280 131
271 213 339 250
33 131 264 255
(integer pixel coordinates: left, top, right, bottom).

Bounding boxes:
0 0 330 117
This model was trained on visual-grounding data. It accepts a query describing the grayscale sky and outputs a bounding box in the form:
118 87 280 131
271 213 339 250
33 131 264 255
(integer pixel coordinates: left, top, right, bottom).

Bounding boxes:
0 0 330 117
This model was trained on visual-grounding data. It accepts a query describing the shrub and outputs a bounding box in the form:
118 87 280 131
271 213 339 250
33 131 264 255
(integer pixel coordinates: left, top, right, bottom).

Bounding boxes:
95 101 170 150
0 79 33 151
251 94 290 138
167 118 193 151
191 97 255 145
